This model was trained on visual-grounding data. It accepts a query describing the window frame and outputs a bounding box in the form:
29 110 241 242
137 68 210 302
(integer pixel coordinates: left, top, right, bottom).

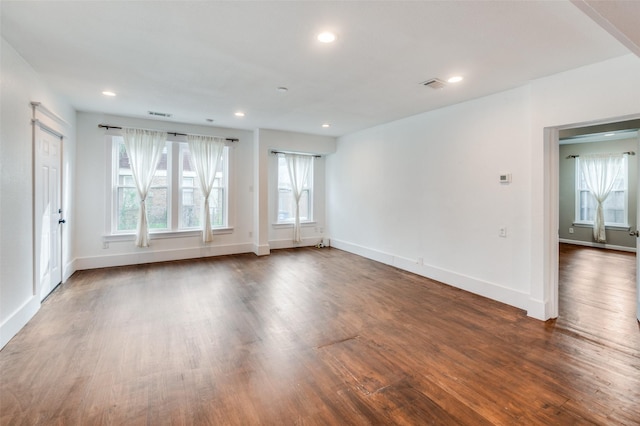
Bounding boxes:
113 142 171 233
275 154 314 225
178 142 228 230
104 134 233 241
574 156 629 228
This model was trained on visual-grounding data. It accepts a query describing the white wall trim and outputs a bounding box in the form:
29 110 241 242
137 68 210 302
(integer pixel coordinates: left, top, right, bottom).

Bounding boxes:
271 222 317 229
331 238 531 314
75 243 254 270
268 236 323 250
0 296 40 349
63 260 76 282
558 238 636 253
102 228 233 244
253 243 271 256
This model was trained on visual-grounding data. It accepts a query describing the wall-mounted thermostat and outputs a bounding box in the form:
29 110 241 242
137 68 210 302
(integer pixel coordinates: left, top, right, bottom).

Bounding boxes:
499 173 512 184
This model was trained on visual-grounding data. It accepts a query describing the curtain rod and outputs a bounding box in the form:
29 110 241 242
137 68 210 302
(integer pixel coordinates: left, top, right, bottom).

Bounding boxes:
98 124 239 142
270 150 321 158
566 151 635 159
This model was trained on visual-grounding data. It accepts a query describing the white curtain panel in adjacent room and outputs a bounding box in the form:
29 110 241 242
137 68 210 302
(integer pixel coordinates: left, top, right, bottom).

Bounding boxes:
122 128 167 247
284 153 313 243
579 153 624 243
187 135 225 243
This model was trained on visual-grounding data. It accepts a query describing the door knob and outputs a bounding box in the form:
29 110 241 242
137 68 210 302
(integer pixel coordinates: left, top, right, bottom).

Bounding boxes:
630 230 639 237
58 219 66 224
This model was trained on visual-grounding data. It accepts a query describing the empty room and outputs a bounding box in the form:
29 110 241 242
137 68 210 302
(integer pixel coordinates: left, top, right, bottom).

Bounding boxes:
1 1 640 424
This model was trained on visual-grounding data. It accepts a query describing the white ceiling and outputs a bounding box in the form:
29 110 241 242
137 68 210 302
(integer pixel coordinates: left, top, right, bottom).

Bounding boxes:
1 1 637 137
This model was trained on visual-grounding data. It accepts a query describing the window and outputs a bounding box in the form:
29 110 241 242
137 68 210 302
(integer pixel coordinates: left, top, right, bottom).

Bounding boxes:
277 155 313 223
575 156 628 227
111 136 229 234
116 142 169 231
179 144 226 229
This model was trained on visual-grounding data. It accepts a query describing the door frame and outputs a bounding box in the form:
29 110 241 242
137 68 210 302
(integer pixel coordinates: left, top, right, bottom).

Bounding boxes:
545 113 640 320
31 102 66 299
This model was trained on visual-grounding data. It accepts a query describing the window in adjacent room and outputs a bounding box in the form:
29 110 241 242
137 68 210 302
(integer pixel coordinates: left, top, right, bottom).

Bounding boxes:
575 156 628 227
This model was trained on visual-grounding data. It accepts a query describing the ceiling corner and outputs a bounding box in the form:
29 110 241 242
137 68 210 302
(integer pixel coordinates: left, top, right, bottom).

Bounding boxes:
571 0 640 58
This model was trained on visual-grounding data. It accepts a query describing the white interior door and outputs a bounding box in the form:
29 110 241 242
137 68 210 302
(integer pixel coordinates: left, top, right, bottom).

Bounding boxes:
637 137 640 322
34 124 63 301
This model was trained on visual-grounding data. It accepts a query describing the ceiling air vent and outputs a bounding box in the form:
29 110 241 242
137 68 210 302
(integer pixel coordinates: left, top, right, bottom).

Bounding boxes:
148 111 172 118
420 78 447 90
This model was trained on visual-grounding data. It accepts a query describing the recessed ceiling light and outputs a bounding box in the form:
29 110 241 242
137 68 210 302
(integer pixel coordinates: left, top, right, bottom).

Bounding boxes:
447 76 464 83
322 123 331 128
317 32 337 43
102 91 116 97
234 111 245 117
277 87 288 93
206 118 214 123
604 133 615 136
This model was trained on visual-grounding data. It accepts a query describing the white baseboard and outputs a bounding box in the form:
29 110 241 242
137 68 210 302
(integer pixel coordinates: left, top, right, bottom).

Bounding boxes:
253 244 271 256
63 260 76 282
0 295 40 349
558 238 636 253
268 236 323 250
330 238 530 314
75 243 255 270
526 298 550 321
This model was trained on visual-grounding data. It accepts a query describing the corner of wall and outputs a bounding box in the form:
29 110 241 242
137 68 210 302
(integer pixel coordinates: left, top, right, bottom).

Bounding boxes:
0 296 40 349
253 243 270 256
526 297 552 321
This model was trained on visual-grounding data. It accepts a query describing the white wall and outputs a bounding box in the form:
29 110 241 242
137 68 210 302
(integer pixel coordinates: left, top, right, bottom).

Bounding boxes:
0 38 76 348
327 54 640 320
328 86 533 311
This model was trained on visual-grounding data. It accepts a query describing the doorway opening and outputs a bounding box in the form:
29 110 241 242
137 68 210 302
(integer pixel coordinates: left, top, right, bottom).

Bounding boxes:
552 117 640 352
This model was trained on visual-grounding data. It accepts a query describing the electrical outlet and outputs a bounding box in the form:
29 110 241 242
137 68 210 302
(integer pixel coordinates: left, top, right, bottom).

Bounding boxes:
499 227 507 238
569 227 574 234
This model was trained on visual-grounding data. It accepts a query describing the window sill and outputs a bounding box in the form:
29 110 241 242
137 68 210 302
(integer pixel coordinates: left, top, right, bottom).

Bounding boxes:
104 227 234 243
272 221 316 229
572 222 630 231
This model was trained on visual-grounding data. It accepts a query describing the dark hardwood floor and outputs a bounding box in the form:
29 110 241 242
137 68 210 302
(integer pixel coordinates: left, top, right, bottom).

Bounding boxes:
1 247 639 425
558 243 640 357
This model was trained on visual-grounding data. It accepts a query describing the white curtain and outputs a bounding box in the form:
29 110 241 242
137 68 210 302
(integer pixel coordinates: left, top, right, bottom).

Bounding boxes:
122 128 167 247
284 153 313 243
579 153 624 243
187 135 225 243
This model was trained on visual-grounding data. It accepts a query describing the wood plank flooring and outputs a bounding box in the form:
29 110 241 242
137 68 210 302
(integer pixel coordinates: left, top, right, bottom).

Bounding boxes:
558 243 640 357
1 247 639 425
